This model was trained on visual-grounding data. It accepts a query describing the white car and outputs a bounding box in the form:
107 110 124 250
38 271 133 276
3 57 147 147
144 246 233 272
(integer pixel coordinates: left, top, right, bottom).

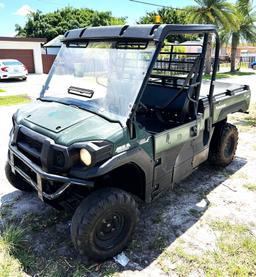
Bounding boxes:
0 59 28 80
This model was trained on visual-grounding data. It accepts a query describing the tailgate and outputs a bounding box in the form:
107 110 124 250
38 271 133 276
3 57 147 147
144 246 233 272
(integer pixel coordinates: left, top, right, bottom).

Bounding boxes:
212 81 251 123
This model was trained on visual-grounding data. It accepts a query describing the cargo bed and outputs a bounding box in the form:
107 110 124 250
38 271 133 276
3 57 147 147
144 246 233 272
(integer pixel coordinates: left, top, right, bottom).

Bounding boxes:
200 80 251 123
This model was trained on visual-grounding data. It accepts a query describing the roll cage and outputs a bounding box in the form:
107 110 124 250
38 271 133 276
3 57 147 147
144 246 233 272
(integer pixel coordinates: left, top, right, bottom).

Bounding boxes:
62 24 220 132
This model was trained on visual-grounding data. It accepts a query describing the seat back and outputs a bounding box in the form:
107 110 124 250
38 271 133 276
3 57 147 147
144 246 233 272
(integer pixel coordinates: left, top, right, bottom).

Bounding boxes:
141 83 190 122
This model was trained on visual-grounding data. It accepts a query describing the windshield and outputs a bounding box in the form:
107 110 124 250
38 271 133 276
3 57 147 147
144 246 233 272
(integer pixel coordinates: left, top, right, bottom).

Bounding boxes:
3 60 23 66
41 41 156 125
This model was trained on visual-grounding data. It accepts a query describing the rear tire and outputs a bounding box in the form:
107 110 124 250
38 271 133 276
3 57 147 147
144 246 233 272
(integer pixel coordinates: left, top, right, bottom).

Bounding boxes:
5 162 34 192
71 188 139 261
209 123 238 167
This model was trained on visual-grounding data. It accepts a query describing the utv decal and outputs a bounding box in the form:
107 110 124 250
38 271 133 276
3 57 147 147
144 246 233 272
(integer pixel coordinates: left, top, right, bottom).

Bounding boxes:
138 137 150 145
115 143 131 153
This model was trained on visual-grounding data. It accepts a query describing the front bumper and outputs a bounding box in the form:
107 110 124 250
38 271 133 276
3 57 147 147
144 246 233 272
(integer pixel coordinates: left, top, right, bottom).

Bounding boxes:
8 144 94 201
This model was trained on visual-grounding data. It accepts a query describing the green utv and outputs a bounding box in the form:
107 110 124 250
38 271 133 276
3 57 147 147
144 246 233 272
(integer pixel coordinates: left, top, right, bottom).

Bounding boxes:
6 24 251 260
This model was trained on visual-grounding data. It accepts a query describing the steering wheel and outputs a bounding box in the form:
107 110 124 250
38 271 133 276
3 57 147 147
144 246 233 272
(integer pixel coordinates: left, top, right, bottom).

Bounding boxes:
137 102 149 113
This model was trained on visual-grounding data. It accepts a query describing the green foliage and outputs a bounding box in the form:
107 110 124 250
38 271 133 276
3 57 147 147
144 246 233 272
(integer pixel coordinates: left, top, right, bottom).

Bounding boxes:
0 95 31 106
186 0 237 74
139 7 188 42
139 7 187 25
186 0 236 30
0 225 31 276
160 221 256 276
15 7 126 41
230 0 256 71
244 183 256 191
203 70 256 79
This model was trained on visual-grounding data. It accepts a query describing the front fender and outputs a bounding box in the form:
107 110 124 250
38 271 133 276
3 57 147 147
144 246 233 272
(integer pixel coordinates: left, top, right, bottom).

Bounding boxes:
69 147 154 202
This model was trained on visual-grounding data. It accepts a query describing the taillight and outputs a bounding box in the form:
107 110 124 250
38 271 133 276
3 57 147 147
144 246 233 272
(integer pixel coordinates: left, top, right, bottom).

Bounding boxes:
1 66 8 72
23 65 27 71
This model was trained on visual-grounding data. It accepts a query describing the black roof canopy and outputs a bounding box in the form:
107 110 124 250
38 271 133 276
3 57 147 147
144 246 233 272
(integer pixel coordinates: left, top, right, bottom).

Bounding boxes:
63 24 217 42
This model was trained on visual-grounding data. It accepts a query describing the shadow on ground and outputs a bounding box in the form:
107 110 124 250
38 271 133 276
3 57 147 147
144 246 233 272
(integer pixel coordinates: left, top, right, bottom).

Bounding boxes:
0 156 247 276
0 78 26 83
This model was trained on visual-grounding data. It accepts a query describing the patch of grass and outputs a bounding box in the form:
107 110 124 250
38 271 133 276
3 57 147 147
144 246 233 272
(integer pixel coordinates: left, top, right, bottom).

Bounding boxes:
149 235 167 251
160 221 256 277
102 265 120 277
203 71 255 80
243 103 256 127
0 95 31 106
161 246 199 276
127 239 142 251
204 221 256 276
0 225 33 276
243 183 256 192
0 89 5 93
230 170 248 180
39 261 67 277
210 220 249 234
229 103 256 131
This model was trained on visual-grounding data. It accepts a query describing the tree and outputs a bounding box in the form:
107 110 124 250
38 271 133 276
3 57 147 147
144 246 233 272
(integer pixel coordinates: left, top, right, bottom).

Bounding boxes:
15 7 126 41
187 0 236 74
230 0 256 72
139 7 187 24
138 7 188 42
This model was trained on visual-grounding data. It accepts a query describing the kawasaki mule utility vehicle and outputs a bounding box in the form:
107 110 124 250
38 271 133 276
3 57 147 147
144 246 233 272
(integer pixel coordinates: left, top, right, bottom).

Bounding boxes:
6 24 251 260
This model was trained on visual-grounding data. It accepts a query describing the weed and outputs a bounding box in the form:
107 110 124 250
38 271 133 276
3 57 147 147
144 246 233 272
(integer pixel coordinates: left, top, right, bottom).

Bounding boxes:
160 221 256 277
0 225 29 276
203 71 255 80
243 183 256 192
149 235 167 251
0 95 31 106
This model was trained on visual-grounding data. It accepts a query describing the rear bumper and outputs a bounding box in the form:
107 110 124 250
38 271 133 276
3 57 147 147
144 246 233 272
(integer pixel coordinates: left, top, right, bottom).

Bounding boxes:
0 73 28 79
8 144 94 201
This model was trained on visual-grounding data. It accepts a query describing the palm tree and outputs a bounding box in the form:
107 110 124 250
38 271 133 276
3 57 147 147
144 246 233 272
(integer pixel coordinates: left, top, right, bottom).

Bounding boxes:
187 0 236 74
230 0 256 72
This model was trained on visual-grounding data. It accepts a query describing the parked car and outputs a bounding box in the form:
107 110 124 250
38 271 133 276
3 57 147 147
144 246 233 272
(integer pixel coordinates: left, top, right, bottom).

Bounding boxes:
251 61 256 69
0 59 28 80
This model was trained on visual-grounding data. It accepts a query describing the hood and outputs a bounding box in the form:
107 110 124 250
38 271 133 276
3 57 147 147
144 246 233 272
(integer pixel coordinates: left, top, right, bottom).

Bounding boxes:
15 101 124 146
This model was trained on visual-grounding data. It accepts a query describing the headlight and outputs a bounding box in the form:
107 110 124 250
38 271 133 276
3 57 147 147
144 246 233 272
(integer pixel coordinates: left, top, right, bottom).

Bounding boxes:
80 148 92 166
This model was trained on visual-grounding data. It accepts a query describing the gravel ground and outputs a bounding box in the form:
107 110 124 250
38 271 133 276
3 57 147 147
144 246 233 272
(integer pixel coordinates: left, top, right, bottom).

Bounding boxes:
0 76 255 276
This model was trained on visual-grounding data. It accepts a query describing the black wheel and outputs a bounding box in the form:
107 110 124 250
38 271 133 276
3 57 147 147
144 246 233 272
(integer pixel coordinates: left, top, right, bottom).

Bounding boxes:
253 65 256 70
209 122 238 167
5 162 34 192
71 188 139 261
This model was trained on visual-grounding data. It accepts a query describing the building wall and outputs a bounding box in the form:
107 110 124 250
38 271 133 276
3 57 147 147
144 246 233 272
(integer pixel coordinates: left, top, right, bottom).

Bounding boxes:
45 47 60 55
0 41 43 73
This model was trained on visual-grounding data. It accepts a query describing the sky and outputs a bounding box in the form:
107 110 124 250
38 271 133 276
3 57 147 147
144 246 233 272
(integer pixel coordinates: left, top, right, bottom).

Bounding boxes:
0 0 196 36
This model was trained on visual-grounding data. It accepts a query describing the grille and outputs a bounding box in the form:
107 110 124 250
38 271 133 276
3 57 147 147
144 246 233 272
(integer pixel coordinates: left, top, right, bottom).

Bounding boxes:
14 155 37 183
16 128 43 166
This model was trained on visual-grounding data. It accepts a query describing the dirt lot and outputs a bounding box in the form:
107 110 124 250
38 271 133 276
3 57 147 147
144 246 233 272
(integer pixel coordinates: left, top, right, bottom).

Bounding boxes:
0 86 255 276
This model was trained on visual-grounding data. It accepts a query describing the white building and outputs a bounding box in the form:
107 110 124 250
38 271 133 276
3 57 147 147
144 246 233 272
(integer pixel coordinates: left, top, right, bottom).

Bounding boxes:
0 36 46 73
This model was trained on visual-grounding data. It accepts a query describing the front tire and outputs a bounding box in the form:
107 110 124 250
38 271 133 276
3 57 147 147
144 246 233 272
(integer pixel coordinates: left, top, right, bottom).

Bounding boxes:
5 162 34 192
209 122 238 167
71 188 139 261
